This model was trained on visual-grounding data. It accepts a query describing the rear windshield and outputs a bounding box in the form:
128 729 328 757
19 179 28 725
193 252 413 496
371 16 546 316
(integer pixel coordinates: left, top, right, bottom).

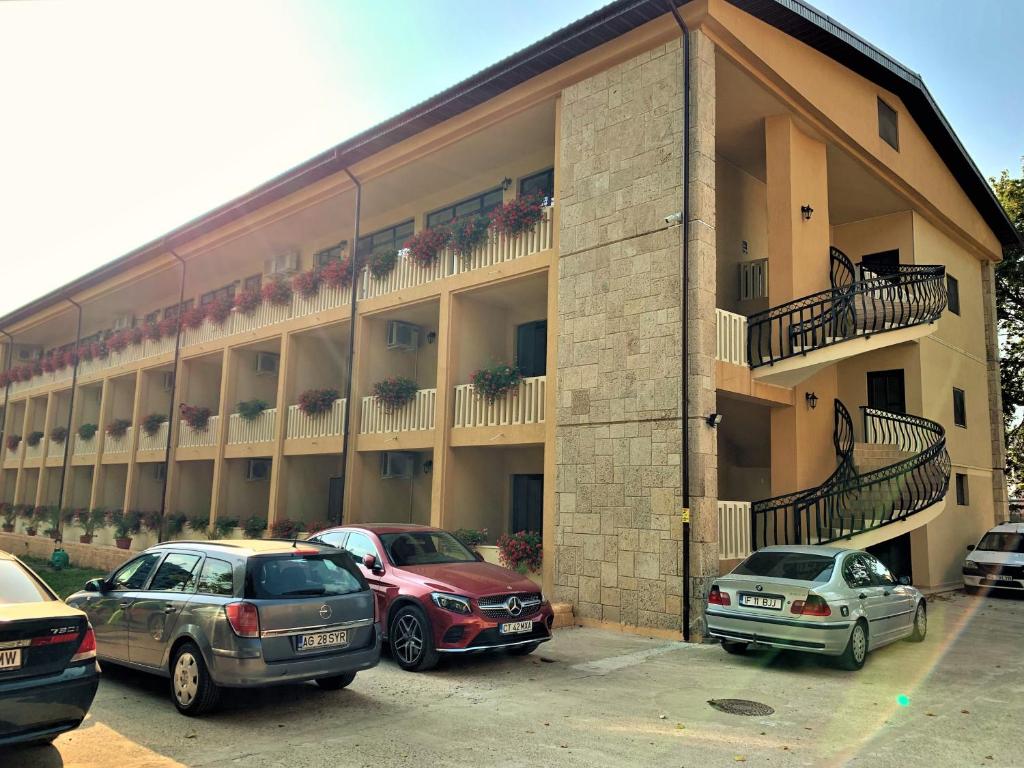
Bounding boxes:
733 551 836 583
245 553 367 600
976 533 1024 554
0 561 55 605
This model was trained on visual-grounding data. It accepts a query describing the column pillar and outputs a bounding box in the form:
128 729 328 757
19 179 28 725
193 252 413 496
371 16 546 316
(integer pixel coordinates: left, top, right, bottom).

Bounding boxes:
982 262 1011 521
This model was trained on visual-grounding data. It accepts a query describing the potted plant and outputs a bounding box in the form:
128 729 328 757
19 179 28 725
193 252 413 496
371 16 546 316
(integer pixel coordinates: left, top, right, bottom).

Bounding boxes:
165 513 188 538
62 349 79 368
261 278 293 307
76 508 106 544
496 530 542 574
50 426 68 444
181 305 206 330
242 515 267 539
305 520 328 536
368 249 399 280
454 527 488 550
236 399 269 422
111 510 141 549
292 268 321 298
143 321 163 342
90 340 109 360
108 330 130 353
450 215 492 262
158 315 181 337
77 423 98 441
489 194 545 238
233 288 262 315
180 404 212 431
106 418 131 438
270 518 303 539
206 295 233 326
1 503 15 532
6 434 21 452
371 377 418 413
142 413 167 436
471 362 524 403
141 511 162 535
25 431 44 449
213 517 239 539
321 255 353 289
298 388 340 417
187 514 210 538
41 507 61 540
405 225 451 268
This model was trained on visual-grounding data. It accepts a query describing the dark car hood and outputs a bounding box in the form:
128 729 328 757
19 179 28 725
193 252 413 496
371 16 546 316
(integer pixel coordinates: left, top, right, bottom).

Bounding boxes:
399 562 539 598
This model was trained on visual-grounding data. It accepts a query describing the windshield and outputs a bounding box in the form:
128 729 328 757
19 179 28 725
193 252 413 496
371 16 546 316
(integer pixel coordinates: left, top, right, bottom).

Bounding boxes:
380 531 477 566
0 561 55 604
245 553 367 599
733 551 836 583
976 532 1024 554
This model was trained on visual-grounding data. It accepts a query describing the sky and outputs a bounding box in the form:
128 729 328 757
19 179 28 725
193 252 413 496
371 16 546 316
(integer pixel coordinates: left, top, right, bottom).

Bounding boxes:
0 0 1021 318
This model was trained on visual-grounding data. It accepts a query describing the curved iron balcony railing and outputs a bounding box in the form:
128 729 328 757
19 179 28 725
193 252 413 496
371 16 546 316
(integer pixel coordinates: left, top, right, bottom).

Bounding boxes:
747 248 947 368
751 400 949 549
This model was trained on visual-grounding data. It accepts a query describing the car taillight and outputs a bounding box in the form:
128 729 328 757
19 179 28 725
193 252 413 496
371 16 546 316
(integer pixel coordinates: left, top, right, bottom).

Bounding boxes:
31 632 79 647
225 602 261 638
791 595 831 616
708 585 731 606
69 627 97 663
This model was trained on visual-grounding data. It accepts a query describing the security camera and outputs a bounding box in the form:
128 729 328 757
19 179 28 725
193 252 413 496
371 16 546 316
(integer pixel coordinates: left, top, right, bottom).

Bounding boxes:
664 211 682 226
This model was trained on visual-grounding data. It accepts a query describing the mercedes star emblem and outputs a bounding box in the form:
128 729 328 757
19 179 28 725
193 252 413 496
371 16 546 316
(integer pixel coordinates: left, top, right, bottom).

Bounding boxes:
507 596 523 617
319 604 332 620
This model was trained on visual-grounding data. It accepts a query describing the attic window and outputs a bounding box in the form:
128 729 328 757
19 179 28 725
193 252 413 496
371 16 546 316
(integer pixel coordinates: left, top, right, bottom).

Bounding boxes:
878 98 899 150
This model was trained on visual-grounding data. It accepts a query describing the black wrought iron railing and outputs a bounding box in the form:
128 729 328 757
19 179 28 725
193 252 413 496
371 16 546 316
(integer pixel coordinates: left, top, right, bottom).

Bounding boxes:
751 401 949 549
747 248 946 368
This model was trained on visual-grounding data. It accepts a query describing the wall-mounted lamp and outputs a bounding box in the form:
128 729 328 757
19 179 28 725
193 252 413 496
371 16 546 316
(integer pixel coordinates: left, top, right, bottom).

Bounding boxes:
501 176 513 191
805 391 818 410
800 204 814 221
706 413 723 428
426 331 437 345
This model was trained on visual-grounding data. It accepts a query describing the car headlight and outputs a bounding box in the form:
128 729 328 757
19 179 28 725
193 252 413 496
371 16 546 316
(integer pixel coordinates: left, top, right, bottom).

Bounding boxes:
963 560 980 571
431 593 472 615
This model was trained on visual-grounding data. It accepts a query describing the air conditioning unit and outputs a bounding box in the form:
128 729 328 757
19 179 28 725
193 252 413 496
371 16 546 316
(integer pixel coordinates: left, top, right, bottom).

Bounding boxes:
16 346 41 361
254 352 279 376
263 251 300 277
112 314 136 331
386 321 420 351
152 463 167 481
246 458 272 482
161 372 175 392
380 451 415 480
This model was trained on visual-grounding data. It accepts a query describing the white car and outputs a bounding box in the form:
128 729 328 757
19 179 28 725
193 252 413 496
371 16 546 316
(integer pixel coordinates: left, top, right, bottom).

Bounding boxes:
706 546 927 670
962 522 1024 593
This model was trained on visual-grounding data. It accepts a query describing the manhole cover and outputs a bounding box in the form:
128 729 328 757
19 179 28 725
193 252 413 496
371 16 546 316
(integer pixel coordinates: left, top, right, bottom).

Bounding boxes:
707 699 775 716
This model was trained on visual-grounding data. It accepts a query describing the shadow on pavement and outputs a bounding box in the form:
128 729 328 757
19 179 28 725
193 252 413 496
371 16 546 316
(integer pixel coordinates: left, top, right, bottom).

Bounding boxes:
0 742 64 767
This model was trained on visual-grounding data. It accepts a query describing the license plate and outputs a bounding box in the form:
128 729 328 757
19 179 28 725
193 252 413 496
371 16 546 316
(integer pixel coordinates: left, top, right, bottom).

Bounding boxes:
0 648 22 670
296 630 347 651
986 574 1014 582
499 621 533 635
739 594 783 610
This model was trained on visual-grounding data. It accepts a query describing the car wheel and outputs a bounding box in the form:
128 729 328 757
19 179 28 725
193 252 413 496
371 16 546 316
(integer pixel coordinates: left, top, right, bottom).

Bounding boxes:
721 640 749 655
908 601 927 642
837 621 868 671
315 671 357 690
506 642 541 657
171 642 220 716
390 605 439 672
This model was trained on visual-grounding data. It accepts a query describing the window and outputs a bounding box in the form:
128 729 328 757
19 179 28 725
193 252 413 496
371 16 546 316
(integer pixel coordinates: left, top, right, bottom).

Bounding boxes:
878 98 899 150
313 531 347 549
842 554 874 589
315 241 351 266
975 531 1024 553
200 284 236 307
426 188 503 229
519 168 554 201
738 259 769 301
733 551 835 583
110 553 161 591
144 311 160 325
343 532 378 562
243 274 262 293
865 554 896 587
379 531 478 566
197 558 235 596
149 553 201 593
516 321 547 378
355 222 413 258
164 300 193 320
867 370 906 414
953 387 967 428
511 474 544 533
955 473 969 506
947 274 960 315
245 553 365 599
0 560 55 604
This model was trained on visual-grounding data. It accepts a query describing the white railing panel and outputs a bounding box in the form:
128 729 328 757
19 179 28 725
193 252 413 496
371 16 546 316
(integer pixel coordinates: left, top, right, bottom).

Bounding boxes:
450 206 554 276
181 320 230 348
179 415 220 448
24 439 45 461
286 399 346 440
716 308 748 367
360 388 436 434
144 336 176 358
452 376 546 428
73 435 96 457
718 500 753 560
231 303 291 335
138 422 169 452
361 251 446 301
292 285 351 318
4 443 24 464
227 409 277 444
104 428 132 455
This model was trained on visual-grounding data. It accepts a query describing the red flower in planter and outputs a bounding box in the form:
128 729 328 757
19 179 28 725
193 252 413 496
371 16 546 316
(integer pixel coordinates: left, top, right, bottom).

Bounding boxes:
405 225 452 268
62 349 79 368
108 331 130 352
130 326 146 345
321 255 354 288
143 322 163 342
233 288 262 315
90 341 109 360
30 360 43 377
0 371 8 388
261 278 293 307
158 316 181 337
79 345 94 362
181 306 206 330
41 356 55 374
206 296 233 326
489 194 545 239
292 268 321 298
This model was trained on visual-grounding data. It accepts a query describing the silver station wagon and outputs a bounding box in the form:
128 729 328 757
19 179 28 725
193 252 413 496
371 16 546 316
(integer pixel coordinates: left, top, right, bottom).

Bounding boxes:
66 539 380 715
706 546 927 670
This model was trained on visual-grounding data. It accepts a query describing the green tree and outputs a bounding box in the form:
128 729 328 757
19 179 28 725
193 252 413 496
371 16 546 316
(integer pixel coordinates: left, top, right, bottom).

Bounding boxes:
993 160 1024 492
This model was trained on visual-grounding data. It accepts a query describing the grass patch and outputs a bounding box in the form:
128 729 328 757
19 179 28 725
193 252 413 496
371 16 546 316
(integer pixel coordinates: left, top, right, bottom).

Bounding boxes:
21 556 106 599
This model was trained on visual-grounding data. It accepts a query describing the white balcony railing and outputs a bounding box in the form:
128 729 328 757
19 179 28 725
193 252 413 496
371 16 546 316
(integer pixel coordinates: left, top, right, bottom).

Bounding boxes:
4 442 23 464
228 409 277 444
179 415 220 448
181 318 231 348
450 206 554 275
73 435 97 457
360 389 436 434
231 303 291 336
361 251 446 301
292 284 351 319
716 308 748 367
137 421 169 452
104 427 132 455
718 500 753 560
24 439 46 461
453 375 546 428
286 399 346 440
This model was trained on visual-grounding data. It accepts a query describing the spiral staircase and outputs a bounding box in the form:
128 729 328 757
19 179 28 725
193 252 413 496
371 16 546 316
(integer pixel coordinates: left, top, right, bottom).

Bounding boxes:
751 399 950 551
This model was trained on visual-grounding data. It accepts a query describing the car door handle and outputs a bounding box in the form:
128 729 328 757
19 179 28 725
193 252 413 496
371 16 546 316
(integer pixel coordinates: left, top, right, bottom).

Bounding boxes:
118 601 132 608
164 605 177 614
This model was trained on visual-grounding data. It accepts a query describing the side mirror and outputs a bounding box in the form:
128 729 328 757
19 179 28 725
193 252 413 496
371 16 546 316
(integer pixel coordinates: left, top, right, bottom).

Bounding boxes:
966 544 975 552
898 576 911 586
362 554 381 572
84 578 105 593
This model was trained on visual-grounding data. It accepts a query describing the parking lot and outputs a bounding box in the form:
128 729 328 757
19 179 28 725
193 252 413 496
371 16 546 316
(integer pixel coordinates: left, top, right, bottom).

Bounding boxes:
10 591 1022 768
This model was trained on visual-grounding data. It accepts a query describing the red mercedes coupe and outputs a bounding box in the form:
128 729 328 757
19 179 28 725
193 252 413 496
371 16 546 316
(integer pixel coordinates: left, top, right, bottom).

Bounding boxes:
307 524 553 671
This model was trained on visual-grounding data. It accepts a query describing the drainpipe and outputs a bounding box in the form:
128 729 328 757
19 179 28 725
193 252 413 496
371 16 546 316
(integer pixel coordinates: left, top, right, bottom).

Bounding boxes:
665 0 693 642
336 168 363 525
56 298 84 540
157 249 188 542
0 329 12 455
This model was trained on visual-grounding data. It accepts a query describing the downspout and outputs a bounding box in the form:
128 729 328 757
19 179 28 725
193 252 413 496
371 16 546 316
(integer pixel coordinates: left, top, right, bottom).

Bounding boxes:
0 330 13 474
665 0 692 642
336 168 362 525
56 298 84 540
157 249 188 542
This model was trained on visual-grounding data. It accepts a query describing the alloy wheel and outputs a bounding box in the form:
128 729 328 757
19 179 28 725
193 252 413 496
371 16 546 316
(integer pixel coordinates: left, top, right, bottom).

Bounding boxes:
915 605 927 636
173 652 200 707
393 614 423 666
852 624 867 663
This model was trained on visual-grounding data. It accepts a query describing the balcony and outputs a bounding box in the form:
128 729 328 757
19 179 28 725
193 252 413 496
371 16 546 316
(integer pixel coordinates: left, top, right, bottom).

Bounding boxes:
179 415 220 449
72 435 97 458
78 336 176 379
103 428 133 462
451 376 546 446
24 439 46 462
715 309 748 367
360 389 436 435
286 399 346 440
3 443 22 468
137 422 168 455
718 500 753 561
227 409 277 445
